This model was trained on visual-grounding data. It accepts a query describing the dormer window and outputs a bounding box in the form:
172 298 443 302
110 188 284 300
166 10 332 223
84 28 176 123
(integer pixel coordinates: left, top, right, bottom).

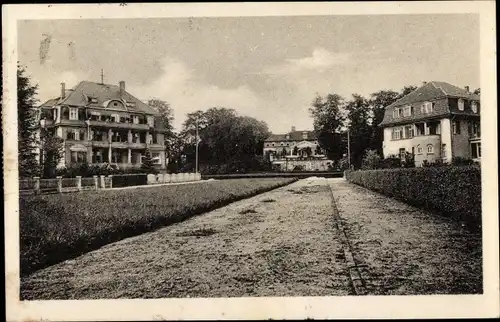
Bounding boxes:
421 102 434 114
285 134 290 140
471 101 478 113
458 99 465 111
126 101 136 108
302 132 308 139
403 105 412 117
88 97 98 104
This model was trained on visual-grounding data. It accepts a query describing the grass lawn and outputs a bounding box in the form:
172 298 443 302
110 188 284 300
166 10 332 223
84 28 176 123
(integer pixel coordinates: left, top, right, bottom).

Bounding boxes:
20 178 297 276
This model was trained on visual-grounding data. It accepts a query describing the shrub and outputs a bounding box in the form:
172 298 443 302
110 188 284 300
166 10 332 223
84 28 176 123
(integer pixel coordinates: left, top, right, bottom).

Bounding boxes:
380 155 401 169
452 156 474 166
362 149 382 170
345 166 481 230
111 174 148 187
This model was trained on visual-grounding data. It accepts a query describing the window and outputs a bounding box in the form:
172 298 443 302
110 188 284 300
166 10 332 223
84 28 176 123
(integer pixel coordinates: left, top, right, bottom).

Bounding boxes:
472 121 480 137
399 148 406 159
71 151 86 163
393 108 403 118
458 99 465 111
151 153 161 165
417 145 423 154
471 101 478 113
392 127 403 140
453 120 461 134
69 108 78 120
403 106 412 117
120 117 126 123
272 143 275 147
132 115 139 124
471 142 481 159
427 144 434 154
404 125 414 138
147 116 155 127
66 129 84 141
89 97 98 104
441 144 447 158
422 102 434 114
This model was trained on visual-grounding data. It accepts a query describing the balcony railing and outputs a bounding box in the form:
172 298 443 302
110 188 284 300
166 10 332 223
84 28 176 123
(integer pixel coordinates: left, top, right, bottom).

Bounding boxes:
87 120 150 130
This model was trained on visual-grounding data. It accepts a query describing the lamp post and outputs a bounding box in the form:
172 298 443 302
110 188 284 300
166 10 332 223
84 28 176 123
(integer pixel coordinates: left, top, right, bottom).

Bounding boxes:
195 118 199 174
347 129 351 169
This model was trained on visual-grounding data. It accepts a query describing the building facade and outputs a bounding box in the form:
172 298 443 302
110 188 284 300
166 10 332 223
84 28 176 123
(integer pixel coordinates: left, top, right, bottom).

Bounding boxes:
39 80 167 169
263 126 333 171
379 81 480 166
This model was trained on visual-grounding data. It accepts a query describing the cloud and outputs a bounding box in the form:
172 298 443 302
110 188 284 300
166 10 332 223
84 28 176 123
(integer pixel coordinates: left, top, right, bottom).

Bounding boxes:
264 48 351 75
129 57 264 131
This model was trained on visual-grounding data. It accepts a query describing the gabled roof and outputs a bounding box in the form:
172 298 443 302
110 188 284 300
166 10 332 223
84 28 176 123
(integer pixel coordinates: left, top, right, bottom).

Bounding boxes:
386 81 479 109
379 81 480 127
39 81 157 115
265 130 317 142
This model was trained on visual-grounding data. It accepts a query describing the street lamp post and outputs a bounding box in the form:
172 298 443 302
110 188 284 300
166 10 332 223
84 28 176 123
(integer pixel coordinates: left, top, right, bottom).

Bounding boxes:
195 118 199 174
347 129 351 169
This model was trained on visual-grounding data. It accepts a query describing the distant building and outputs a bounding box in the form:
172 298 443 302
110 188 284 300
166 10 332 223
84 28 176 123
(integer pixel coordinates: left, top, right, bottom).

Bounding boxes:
38 80 167 169
379 81 480 166
263 126 333 171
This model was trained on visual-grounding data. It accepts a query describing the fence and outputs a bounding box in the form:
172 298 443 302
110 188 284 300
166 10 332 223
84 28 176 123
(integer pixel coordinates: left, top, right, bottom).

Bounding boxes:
19 172 202 195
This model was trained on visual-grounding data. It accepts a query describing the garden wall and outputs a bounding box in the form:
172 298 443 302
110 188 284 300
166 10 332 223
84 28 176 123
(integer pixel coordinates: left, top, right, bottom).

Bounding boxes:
345 166 481 230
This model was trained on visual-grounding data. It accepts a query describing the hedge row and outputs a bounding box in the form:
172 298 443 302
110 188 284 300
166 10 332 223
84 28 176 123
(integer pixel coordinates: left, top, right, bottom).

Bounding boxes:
345 166 481 230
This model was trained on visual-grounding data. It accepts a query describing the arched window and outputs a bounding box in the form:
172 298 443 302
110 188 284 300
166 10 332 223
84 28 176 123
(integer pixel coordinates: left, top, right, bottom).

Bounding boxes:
417 145 423 154
427 144 434 154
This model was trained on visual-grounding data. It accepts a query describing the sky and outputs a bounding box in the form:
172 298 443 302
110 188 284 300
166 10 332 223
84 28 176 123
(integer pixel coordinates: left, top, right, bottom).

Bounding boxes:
17 14 479 133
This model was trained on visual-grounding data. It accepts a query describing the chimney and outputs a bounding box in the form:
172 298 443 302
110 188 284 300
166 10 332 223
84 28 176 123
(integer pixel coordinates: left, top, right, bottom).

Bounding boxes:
291 126 296 132
119 81 125 96
60 82 66 99
464 85 470 92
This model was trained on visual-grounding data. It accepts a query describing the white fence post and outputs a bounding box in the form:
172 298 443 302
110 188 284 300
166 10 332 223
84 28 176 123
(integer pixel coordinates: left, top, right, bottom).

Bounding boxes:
93 175 99 190
76 176 82 191
56 176 63 193
100 175 106 189
108 175 113 188
34 177 40 194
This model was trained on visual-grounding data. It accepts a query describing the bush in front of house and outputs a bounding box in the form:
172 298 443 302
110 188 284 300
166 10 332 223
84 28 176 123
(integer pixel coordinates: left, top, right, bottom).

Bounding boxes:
345 165 481 230
111 173 148 188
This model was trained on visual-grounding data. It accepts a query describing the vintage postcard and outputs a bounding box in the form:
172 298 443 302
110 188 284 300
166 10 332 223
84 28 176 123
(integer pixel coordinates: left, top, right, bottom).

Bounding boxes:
3 2 499 321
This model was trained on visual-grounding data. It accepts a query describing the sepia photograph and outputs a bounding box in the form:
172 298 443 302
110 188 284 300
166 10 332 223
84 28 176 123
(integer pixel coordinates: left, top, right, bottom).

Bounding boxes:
3 2 499 321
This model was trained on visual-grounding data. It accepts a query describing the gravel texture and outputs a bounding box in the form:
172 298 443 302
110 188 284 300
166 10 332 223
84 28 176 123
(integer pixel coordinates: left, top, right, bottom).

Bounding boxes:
21 179 351 300
329 178 482 295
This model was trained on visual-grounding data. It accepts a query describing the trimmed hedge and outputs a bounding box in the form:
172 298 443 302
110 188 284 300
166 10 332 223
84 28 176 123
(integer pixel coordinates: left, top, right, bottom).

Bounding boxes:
111 174 148 187
345 166 481 230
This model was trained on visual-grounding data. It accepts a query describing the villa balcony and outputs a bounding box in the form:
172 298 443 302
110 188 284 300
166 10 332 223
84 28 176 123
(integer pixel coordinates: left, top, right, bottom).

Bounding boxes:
86 120 150 130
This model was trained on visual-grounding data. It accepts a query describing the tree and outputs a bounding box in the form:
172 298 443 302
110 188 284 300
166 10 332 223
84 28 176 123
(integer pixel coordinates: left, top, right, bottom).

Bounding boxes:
141 148 157 173
368 90 400 154
179 107 271 173
361 149 382 170
473 88 480 95
345 94 372 169
398 85 418 99
147 99 175 167
17 65 40 177
309 93 346 161
39 128 64 178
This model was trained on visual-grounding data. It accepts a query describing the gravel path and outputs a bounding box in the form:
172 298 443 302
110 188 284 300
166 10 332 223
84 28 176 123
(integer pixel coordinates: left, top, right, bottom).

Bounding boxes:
21 178 351 300
328 178 482 295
